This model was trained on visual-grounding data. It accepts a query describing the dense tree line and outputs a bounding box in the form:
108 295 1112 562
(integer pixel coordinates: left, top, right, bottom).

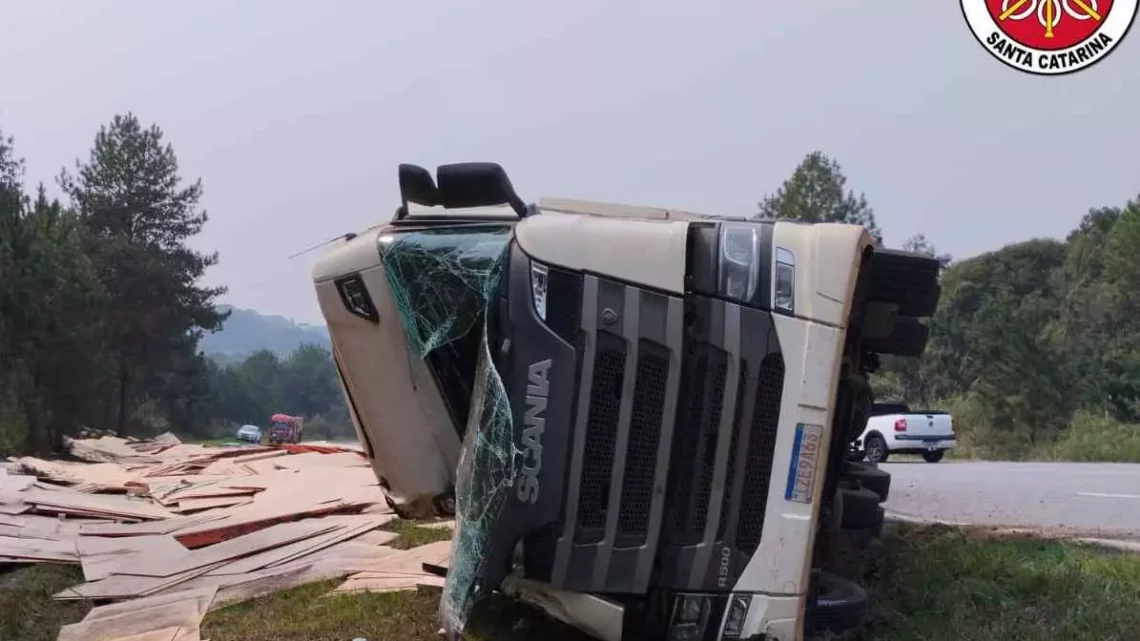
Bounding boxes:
204 344 353 441
4 119 1137 459
0 117 353 454
759 152 1140 461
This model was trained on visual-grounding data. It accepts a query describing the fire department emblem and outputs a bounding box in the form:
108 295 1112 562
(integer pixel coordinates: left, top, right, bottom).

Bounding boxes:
961 0 1137 74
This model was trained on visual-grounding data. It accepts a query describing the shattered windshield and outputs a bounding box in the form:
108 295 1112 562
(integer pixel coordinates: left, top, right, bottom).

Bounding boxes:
378 224 518 638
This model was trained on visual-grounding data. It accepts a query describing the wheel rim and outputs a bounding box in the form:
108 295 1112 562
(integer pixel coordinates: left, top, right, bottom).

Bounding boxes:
868 442 883 461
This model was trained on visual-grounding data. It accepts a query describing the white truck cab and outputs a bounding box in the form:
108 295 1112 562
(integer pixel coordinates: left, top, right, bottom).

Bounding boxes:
312 162 943 641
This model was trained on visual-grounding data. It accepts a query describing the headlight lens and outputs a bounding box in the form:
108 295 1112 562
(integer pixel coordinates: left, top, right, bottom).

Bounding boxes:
775 247 795 313
669 594 711 641
668 623 702 641
718 224 759 302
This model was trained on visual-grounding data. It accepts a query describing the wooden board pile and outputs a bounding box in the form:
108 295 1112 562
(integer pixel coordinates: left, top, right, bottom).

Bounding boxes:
0 435 455 641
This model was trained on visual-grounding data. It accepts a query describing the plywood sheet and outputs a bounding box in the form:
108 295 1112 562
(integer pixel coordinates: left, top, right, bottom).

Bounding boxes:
78 535 186 582
81 512 224 537
0 534 77 562
55 563 225 600
210 515 393 575
57 594 204 641
129 520 336 577
174 497 253 513
21 488 174 520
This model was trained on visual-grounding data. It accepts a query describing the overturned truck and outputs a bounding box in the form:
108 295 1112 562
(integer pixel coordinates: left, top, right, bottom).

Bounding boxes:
312 162 940 641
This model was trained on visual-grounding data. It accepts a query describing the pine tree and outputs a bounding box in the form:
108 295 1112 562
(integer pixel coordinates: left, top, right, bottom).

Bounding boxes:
756 151 883 244
1 130 106 451
61 113 228 436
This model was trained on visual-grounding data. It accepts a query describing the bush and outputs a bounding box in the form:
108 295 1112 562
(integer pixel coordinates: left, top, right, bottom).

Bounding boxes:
935 393 1058 461
128 398 171 438
303 412 356 442
1047 410 1140 463
0 399 27 457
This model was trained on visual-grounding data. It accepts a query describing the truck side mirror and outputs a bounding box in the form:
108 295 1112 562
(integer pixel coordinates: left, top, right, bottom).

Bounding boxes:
399 163 440 208
436 162 527 217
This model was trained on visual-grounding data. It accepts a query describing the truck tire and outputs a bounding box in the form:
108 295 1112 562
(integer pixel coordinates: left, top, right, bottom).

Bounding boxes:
923 450 945 463
843 461 891 503
863 316 929 357
839 487 882 530
872 506 885 537
433 489 457 517
804 572 870 635
864 434 889 464
867 249 942 318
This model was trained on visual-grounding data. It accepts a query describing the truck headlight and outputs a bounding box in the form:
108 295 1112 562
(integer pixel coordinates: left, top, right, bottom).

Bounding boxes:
669 594 710 641
774 247 795 314
718 224 759 302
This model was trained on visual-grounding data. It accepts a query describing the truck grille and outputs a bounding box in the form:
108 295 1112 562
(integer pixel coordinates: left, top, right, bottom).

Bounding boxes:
736 353 785 554
617 340 670 548
551 279 783 594
665 343 727 547
718 360 749 541
575 331 626 543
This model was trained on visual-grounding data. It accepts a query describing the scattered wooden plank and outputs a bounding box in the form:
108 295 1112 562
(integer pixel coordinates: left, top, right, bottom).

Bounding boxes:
331 573 445 594
0 534 77 562
78 535 187 582
57 590 209 641
81 512 224 537
0 474 36 492
21 488 174 521
55 562 226 600
127 520 337 578
209 515 393 575
173 497 253 513
269 451 368 470
98 625 184 641
80 586 217 623
352 526 401 547
172 501 367 549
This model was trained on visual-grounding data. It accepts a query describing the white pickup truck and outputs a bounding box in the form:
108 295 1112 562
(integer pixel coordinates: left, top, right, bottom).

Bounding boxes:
854 402 955 463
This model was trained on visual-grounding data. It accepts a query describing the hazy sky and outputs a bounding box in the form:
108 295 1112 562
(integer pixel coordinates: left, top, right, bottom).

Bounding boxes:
2 1 1137 324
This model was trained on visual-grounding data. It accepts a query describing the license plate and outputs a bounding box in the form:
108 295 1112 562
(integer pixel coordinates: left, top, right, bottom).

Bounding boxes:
926 443 939 451
785 423 823 504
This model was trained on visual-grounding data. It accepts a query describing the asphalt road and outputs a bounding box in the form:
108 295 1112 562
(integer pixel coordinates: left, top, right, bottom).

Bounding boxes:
881 460 1140 539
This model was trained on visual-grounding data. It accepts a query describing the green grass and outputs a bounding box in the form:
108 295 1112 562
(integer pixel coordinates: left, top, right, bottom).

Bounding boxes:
200 580 592 641
6 525 1140 641
384 519 455 550
856 524 1140 641
202 581 442 641
0 565 91 641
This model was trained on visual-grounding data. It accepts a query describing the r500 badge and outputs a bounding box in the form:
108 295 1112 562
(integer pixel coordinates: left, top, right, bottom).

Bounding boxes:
785 423 823 504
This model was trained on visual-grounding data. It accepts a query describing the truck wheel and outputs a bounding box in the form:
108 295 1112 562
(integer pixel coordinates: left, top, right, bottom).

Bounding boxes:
843 461 891 503
864 434 889 464
867 249 942 318
433 490 457 517
863 316 929 357
804 572 870 635
839 487 882 530
923 450 945 463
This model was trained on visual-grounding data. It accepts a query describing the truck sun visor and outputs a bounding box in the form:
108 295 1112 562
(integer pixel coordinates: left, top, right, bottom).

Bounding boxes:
376 225 518 638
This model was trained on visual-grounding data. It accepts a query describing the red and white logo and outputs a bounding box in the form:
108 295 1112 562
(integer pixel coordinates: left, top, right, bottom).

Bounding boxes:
961 0 1137 74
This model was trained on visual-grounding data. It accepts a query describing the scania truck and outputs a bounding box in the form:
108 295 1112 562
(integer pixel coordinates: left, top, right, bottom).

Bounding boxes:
312 162 941 640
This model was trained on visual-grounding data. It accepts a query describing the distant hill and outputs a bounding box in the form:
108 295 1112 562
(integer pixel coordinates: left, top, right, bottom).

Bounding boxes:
200 305 331 359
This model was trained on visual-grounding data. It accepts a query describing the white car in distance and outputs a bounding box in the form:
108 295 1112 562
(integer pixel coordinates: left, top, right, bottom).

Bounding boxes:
855 402 955 463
